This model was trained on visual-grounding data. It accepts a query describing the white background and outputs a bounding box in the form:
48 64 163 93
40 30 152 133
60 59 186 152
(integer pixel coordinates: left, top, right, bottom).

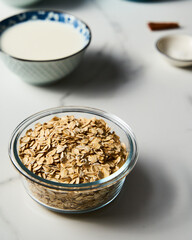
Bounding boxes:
0 0 192 239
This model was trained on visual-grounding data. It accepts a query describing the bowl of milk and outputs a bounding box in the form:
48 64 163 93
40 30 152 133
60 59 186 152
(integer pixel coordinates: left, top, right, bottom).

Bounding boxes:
0 10 91 85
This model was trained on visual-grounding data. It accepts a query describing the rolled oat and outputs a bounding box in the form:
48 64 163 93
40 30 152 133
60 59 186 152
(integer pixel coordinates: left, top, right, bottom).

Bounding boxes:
19 116 129 212
19 116 128 184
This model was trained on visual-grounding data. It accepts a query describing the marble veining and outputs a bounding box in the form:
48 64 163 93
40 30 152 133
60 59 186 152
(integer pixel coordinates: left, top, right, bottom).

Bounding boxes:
0 177 20 240
0 209 20 240
1 0 192 240
0 176 19 186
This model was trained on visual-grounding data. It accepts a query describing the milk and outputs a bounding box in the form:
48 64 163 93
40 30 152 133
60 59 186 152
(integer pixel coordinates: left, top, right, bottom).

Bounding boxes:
0 20 85 61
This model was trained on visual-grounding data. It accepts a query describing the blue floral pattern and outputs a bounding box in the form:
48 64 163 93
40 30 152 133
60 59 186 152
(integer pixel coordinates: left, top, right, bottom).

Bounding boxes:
0 10 91 44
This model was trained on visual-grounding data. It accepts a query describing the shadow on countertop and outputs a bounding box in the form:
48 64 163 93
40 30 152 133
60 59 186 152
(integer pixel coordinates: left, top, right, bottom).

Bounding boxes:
27 0 189 8
26 0 93 9
53 158 176 228
40 49 144 100
125 0 188 3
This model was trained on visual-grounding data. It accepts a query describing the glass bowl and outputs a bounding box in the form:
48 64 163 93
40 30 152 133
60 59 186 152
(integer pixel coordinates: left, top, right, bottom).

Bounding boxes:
9 106 138 213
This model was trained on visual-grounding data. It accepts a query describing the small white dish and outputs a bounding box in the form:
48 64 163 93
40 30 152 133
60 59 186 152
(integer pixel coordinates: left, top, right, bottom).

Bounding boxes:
156 34 192 67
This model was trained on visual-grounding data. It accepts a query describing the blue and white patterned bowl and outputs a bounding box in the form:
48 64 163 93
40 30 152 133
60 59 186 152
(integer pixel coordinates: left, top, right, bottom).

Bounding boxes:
0 10 91 85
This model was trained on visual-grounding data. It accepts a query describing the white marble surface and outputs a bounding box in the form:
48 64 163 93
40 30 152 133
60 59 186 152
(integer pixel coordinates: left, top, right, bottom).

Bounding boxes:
0 0 192 239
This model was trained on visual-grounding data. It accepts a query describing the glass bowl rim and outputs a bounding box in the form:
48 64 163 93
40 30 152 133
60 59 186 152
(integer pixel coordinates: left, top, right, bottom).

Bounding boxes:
0 9 92 63
8 106 138 190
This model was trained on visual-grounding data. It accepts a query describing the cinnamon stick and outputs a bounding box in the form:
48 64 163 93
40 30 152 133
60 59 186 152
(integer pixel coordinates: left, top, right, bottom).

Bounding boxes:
148 22 180 31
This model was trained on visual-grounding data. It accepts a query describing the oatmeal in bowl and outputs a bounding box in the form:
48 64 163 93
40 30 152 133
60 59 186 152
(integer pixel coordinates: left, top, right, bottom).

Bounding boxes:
9 106 138 213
